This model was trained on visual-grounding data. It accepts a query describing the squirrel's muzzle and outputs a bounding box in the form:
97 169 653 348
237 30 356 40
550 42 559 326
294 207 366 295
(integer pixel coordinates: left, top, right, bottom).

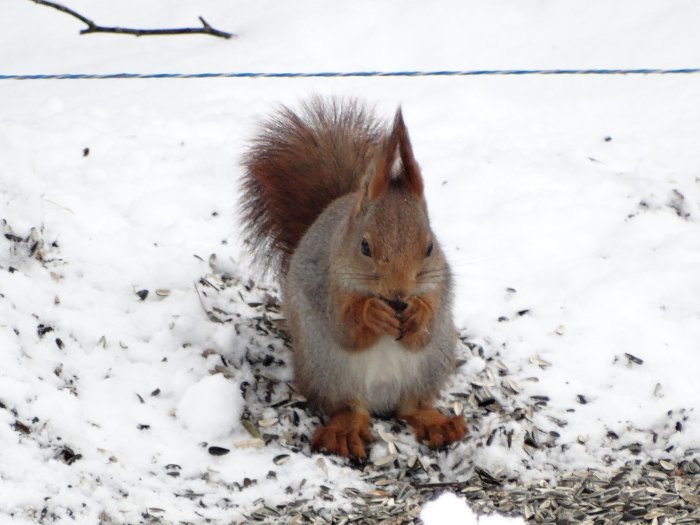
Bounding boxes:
381 297 408 314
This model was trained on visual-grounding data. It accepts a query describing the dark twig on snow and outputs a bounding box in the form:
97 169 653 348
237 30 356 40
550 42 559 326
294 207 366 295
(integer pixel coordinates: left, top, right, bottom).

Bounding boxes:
30 0 235 39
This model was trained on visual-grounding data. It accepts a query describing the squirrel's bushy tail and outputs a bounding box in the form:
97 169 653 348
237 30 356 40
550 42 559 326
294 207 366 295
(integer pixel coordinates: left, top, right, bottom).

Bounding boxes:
240 97 384 275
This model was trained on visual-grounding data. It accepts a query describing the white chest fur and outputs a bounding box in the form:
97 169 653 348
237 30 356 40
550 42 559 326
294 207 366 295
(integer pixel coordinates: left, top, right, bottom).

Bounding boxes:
344 336 425 413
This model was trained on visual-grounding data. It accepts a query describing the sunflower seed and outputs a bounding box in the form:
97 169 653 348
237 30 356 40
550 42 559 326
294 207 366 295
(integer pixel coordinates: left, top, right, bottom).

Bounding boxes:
273 454 290 465
530 356 552 369
373 454 397 467
654 382 665 398
624 352 644 365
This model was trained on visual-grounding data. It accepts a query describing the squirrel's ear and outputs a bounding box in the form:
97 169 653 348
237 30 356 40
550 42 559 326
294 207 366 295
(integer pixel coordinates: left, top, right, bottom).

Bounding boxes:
367 136 394 201
369 108 424 200
393 108 424 197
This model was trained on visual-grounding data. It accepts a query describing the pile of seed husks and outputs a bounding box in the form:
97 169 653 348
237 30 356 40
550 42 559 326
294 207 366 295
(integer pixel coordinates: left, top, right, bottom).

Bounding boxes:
195 261 700 525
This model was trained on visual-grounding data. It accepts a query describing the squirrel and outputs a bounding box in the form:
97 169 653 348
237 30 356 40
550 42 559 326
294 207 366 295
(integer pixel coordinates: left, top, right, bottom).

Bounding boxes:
240 97 466 459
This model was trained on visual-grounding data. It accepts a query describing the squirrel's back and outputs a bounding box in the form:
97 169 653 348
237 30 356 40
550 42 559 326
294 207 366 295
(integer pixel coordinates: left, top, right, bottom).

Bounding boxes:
240 97 385 274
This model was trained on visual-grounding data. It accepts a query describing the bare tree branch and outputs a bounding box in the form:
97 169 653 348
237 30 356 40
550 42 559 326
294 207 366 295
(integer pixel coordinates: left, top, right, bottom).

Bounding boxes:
30 0 235 39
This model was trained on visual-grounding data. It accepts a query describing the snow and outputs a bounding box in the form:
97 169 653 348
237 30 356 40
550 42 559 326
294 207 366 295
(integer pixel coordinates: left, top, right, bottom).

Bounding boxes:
2 1 700 523
422 493 524 525
177 374 243 441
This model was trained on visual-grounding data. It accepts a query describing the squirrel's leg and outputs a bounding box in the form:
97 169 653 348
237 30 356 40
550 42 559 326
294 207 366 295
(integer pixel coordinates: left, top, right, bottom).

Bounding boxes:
311 404 374 460
398 397 467 448
336 293 401 349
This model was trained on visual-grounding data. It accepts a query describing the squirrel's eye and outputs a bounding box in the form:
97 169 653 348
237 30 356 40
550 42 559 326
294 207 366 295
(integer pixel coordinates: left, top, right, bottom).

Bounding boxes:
360 238 372 257
426 241 434 257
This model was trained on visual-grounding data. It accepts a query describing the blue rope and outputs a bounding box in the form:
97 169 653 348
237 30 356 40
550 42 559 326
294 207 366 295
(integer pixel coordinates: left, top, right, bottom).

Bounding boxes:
2 68 700 80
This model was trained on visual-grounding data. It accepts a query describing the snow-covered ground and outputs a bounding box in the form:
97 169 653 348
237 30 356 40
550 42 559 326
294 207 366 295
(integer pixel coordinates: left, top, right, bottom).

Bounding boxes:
2 1 700 523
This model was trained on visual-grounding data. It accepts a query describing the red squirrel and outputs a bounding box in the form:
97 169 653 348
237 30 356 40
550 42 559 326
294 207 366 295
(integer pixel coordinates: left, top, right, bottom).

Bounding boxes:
241 97 466 459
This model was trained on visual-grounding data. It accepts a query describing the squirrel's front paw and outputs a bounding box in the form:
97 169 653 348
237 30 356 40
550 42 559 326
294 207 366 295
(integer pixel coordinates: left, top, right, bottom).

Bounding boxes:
399 296 435 347
363 297 402 339
311 411 374 460
339 294 401 348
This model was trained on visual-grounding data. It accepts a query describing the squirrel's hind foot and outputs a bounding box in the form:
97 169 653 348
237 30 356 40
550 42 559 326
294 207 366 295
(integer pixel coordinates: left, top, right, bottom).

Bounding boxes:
400 407 467 448
311 410 374 460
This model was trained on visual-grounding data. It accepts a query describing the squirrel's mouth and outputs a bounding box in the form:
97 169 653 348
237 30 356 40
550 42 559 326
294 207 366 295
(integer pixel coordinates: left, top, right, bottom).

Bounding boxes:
379 296 408 314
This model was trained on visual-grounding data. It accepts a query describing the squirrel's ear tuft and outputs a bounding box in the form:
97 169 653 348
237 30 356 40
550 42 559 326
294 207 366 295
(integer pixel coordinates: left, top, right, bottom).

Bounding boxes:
393 108 424 197
369 108 424 200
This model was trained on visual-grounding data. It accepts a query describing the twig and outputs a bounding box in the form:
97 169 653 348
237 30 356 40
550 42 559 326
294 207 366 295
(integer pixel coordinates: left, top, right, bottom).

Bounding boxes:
31 0 235 39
